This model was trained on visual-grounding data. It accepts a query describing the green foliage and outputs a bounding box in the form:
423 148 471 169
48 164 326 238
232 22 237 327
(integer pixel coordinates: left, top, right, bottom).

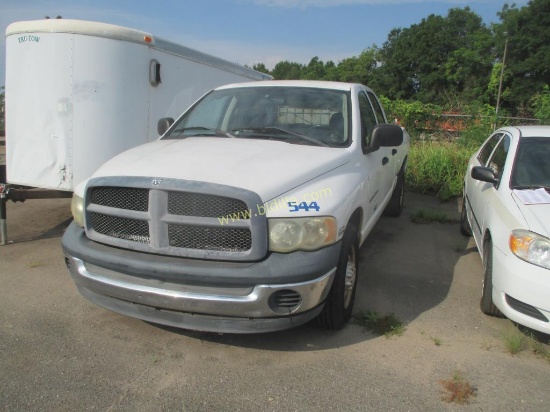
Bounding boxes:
410 209 458 224
406 141 474 201
531 85 550 123
496 0 550 109
255 2 547 118
379 97 441 138
354 310 406 338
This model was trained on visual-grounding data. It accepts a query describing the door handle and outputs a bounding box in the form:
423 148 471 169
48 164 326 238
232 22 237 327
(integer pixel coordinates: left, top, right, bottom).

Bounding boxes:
392 149 397 156
382 157 389 166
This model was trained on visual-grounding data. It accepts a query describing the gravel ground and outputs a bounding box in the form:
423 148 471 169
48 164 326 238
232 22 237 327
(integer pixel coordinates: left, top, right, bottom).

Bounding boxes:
0 193 548 411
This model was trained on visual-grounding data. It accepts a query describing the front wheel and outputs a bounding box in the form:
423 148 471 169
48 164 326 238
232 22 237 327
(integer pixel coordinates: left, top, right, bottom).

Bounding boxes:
317 224 359 329
480 240 503 317
384 168 405 217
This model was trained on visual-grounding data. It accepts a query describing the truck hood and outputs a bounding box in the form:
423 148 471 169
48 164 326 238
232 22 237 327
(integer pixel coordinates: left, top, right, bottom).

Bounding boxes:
513 194 550 237
91 137 352 201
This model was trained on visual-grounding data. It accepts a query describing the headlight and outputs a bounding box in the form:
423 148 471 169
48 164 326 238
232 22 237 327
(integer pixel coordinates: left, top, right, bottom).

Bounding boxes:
70 194 85 227
509 229 550 270
268 217 337 253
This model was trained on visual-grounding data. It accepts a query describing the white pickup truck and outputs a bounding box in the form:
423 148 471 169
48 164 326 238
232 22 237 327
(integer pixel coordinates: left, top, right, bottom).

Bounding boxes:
62 80 410 333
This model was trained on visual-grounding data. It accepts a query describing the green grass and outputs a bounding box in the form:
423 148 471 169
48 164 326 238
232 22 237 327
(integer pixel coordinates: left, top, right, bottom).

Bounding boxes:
406 141 475 201
354 310 406 338
502 328 527 355
431 335 443 346
410 209 459 224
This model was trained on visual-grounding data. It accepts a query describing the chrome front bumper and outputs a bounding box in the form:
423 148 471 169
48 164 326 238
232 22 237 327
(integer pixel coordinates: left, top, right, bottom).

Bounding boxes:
65 254 336 333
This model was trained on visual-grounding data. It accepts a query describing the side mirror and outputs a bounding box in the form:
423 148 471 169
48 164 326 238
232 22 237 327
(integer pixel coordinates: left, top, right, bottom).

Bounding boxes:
157 117 174 136
471 166 499 185
363 124 403 154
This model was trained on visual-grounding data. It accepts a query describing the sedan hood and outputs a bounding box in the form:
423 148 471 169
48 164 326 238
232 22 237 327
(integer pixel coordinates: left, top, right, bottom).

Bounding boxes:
513 194 550 237
92 137 352 201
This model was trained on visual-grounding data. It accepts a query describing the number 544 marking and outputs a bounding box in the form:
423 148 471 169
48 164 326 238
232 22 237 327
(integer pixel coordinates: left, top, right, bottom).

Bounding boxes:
288 201 320 212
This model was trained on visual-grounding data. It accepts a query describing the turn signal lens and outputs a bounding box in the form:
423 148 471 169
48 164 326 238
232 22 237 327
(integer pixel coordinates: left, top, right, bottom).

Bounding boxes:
510 229 550 270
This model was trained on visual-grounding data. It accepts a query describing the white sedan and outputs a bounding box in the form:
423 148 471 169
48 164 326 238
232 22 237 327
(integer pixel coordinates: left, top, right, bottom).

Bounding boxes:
461 125 550 335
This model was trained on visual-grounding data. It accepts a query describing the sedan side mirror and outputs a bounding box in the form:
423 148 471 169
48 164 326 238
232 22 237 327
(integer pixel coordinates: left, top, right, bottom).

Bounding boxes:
157 117 174 136
471 166 499 185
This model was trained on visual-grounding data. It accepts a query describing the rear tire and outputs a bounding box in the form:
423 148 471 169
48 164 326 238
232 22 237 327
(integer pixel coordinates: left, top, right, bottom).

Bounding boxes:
460 196 472 236
317 224 359 329
480 240 503 317
384 168 405 217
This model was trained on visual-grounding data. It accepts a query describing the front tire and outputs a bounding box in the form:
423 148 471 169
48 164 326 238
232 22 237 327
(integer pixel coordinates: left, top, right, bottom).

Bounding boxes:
317 224 359 329
480 240 503 317
384 168 405 217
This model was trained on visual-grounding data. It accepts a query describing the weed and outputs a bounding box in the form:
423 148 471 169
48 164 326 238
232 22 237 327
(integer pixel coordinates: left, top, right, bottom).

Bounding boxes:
502 328 527 355
410 209 459 224
354 310 406 338
406 141 475 201
431 335 443 346
439 371 477 404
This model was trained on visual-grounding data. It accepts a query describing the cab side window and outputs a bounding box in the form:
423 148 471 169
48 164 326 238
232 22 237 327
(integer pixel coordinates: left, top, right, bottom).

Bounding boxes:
367 91 386 123
359 92 377 147
477 133 502 166
487 135 510 180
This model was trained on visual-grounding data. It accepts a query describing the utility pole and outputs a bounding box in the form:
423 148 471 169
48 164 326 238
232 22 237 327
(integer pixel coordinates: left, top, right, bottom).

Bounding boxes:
495 32 508 131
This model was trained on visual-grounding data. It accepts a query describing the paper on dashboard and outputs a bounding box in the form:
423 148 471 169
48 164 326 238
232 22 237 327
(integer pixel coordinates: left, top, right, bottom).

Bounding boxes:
513 188 550 205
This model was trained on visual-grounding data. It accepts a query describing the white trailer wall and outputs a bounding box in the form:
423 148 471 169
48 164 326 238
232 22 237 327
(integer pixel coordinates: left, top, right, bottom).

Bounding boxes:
5 19 270 191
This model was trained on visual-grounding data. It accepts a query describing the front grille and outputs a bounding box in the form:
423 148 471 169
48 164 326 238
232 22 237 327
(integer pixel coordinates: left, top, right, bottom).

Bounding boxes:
85 178 266 261
168 192 248 218
90 187 149 211
168 224 251 251
90 213 150 244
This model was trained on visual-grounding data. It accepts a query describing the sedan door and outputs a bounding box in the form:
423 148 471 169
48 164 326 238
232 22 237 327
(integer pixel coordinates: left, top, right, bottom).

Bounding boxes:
467 133 511 249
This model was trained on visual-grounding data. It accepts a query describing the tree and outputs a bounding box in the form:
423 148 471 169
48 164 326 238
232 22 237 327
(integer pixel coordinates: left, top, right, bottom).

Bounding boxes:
271 60 304 80
377 7 494 107
252 63 271 75
496 0 550 111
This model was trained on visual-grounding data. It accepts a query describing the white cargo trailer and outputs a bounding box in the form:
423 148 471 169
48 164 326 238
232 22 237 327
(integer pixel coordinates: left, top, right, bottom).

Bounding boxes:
4 18 270 191
0 18 270 245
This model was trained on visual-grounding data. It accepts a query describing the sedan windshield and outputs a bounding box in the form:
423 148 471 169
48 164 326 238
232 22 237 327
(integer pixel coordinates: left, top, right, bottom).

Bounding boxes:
164 86 351 148
511 136 550 190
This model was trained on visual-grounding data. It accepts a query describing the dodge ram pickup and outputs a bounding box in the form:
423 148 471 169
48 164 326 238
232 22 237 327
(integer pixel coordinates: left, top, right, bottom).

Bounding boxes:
62 80 410 333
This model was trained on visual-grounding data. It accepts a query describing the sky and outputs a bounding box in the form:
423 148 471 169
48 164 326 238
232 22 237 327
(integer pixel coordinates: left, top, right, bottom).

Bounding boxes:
1 0 528 87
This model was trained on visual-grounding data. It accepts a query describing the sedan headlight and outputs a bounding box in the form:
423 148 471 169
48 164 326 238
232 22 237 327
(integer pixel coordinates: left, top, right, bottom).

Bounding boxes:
509 229 550 270
70 194 85 227
268 217 337 253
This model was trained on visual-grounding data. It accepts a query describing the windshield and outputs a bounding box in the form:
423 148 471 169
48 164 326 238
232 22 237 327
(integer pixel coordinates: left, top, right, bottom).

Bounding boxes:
511 136 550 190
164 86 351 147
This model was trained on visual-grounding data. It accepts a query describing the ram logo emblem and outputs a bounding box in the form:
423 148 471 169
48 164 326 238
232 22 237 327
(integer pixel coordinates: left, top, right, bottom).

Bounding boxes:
152 178 162 186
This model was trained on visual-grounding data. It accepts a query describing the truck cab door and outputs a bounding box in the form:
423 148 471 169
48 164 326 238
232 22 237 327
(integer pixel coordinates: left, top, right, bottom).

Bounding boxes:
358 92 388 222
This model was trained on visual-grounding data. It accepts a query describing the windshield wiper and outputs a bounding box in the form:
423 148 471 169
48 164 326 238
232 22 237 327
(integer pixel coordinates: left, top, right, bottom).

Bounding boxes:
231 127 328 147
169 127 236 139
